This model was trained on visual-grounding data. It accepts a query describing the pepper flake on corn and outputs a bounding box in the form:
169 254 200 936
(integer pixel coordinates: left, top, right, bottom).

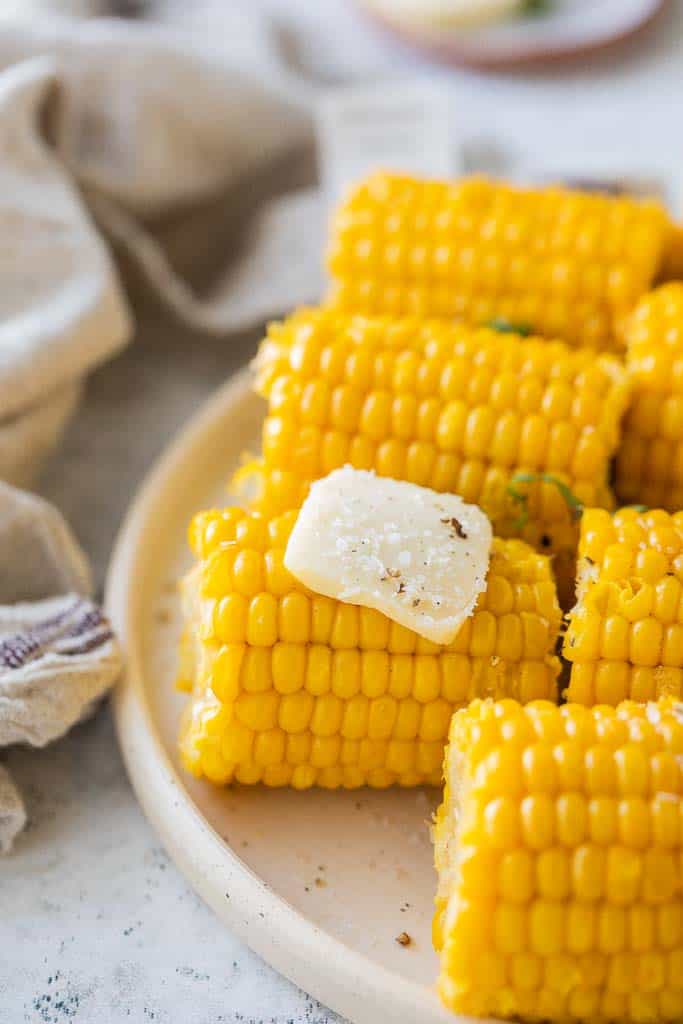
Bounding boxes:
434 696 683 1022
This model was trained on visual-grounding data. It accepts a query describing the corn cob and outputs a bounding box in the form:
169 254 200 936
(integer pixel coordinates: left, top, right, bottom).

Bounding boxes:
615 284 683 510
326 173 670 351
434 696 683 1022
251 308 630 604
178 506 561 789
564 507 683 705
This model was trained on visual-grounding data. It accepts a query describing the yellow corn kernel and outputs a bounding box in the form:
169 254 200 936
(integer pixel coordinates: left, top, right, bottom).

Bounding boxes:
246 593 278 647
189 507 244 558
209 644 244 703
241 646 274 694
271 643 306 695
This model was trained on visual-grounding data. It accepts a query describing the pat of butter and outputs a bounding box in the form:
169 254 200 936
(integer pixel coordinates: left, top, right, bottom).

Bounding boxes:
284 467 492 646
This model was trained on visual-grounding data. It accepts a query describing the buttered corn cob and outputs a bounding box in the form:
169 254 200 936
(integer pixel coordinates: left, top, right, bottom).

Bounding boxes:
251 308 630 604
564 508 683 705
434 696 683 1022
616 284 683 510
327 173 670 350
178 506 561 789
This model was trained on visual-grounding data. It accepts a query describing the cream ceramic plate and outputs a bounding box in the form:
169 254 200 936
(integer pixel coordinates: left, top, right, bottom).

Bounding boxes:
107 369 483 1024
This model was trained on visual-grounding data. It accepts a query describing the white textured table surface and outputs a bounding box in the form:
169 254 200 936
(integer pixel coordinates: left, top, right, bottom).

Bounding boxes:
5 2 683 1022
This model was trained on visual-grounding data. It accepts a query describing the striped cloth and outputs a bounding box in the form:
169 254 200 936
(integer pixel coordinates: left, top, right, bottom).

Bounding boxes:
0 483 120 853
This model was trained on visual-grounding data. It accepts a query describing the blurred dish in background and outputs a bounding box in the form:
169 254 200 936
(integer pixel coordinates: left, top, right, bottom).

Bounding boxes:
363 0 528 27
358 0 667 67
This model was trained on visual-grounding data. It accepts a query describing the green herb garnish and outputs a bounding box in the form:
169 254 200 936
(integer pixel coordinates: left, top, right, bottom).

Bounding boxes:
508 473 584 531
486 318 533 337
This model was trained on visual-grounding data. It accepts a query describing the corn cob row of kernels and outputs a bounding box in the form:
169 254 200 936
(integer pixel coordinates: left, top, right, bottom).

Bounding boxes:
179 506 561 789
327 173 670 350
434 696 683 1023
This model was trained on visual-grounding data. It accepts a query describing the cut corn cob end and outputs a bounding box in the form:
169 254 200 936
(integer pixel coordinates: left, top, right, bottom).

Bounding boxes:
564 507 683 706
616 283 683 511
177 505 561 789
434 696 683 1022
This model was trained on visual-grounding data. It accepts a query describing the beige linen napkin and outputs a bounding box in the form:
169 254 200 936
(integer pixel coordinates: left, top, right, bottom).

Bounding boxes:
0 56 131 484
0 382 81 489
0 481 92 604
0 12 317 485
0 55 131 419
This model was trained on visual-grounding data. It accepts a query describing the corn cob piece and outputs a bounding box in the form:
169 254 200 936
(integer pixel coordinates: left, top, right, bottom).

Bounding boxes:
251 308 630 605
178 506 561 789
615 284 683 510
434 696 683 1022
327 173 670 351
564 507 683 705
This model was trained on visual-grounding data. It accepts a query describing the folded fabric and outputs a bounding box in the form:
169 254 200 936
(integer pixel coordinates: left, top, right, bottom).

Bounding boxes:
0 592 120 749
0 12 308 217
0 591 121 852
0 382 81 489
0 484 119 853
94 186 324 334
0 57 131 424
0 11 314 323
0 12 315 482
0 481 91 604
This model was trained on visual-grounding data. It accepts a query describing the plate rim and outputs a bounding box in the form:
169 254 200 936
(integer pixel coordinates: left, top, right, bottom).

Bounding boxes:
105 367 472 1024
357 0 668 69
